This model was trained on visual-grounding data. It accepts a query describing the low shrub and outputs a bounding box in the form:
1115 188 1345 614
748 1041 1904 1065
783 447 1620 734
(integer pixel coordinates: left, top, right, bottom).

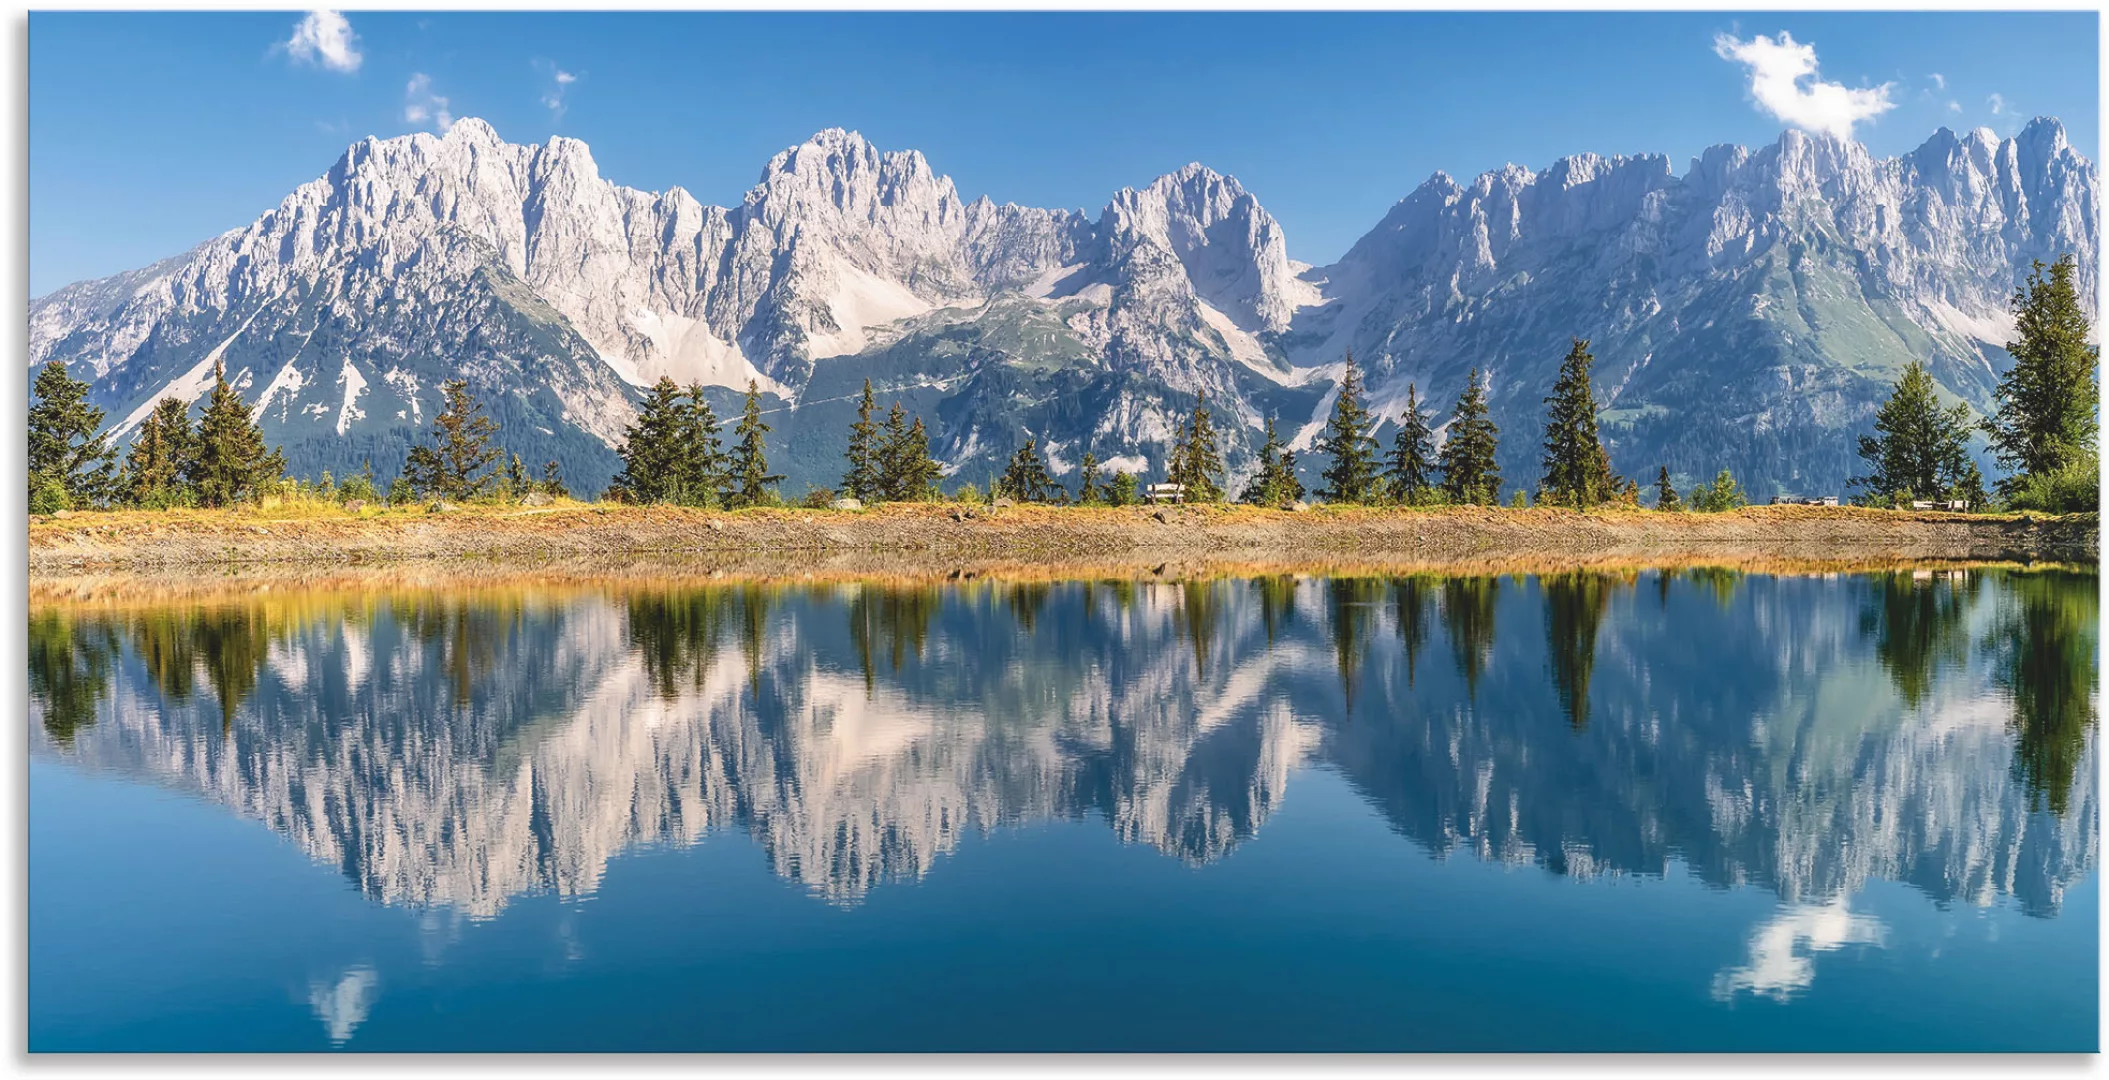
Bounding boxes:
2005 454 2101 515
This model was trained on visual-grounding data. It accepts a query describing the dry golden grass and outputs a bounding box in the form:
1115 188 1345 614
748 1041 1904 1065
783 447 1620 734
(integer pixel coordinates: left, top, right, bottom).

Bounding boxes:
29 548 2089 614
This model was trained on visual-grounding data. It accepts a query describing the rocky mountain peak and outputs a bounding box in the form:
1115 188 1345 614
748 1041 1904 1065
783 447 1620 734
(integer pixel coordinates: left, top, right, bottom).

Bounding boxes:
27 117 2100 502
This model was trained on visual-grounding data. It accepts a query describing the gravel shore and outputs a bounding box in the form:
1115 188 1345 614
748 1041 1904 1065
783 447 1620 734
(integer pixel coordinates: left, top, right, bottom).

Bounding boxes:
26 502 2097 581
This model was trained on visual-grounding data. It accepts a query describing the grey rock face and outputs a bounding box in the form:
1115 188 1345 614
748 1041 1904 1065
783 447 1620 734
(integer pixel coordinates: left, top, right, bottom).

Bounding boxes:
29 118 2098 497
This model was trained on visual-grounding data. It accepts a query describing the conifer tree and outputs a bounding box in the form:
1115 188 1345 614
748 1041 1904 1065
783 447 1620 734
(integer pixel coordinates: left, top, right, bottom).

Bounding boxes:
880 410 942 501
686 386 727 506
727 380 783 508
998 438 1055 502
1689 469 1747 512
28 360 117 510
191 359 286 507
541 460 569 499
691 388 733 506
1852 359 1980 504
1387 383 1437 502
505 453 528 499
1439 367 1502 504
842 378 881 501
1077 451 1102 505
1108 471 1139 506
1240 414 1304 508
123 396 197 507
612 377 690 503
1540 338 1615 508
1986 255 2099 492
1654 466 1683 511
1166 394 1225 502
1278 448 1306 506
1315 350 1379 503
403 378 499 502
875 402 911 500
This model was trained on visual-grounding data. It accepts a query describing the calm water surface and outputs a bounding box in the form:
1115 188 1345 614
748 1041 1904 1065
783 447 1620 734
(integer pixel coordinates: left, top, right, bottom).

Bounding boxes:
27 567 2100 1051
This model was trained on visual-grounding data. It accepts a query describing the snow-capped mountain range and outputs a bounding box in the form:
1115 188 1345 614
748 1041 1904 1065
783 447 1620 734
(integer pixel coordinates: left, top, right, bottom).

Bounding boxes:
29 117 2098 496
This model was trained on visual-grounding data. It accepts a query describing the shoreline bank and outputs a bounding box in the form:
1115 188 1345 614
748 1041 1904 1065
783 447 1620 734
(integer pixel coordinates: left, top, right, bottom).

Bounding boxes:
26 503 2098 580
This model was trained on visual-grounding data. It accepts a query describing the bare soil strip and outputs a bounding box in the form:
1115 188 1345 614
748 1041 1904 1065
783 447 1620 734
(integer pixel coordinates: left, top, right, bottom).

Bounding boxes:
26 503 2096 589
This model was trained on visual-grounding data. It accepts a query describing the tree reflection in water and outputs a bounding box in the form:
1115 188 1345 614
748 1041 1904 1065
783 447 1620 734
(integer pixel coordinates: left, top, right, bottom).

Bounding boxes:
27 567 2097 921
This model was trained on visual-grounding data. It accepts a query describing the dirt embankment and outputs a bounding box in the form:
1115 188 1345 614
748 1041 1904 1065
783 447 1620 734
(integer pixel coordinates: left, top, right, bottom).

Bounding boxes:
25 503 2097 580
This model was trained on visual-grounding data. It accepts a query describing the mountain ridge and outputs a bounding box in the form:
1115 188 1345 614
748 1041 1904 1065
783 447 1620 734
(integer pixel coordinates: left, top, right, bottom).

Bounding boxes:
30 117 2099 499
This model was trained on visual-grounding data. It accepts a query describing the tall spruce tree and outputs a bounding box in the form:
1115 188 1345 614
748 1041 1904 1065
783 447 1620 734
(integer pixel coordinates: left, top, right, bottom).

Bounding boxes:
1654 466 1683 511
875 402 911 500
28 360 116 510
999 438 1055 502
727 380 783 508
879 408 942 501
1985 255 2099 492
1852 359 1981 504
1540 338 1615 508
1439 368 1502 504
123 396 197 507
686 386 727 506
1315 350 1379 503
1167 394 1225 502
541 460 569 499
1387 383 1437 502
191 359 286 507
612 377 690 503
403 379 499 502
842 378 882 501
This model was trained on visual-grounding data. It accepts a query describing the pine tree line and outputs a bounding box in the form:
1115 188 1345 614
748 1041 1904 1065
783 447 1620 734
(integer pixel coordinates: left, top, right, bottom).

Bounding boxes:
837 379 941 504
33 251 2098 520
610 377 785 509
30 361 564 514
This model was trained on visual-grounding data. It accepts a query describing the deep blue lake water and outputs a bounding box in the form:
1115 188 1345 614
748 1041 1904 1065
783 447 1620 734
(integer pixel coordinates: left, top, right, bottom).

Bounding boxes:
27 566 2100 1051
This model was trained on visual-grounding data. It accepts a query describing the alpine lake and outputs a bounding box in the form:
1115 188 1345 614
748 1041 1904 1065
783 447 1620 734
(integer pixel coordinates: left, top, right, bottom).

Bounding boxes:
26 561 2100 1052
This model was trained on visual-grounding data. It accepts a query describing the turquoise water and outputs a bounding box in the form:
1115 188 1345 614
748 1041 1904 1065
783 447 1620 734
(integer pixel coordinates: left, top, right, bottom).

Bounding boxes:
27 568 2100 1051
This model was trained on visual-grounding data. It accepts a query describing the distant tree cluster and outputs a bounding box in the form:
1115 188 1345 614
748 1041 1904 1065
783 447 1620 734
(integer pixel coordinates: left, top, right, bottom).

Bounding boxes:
610 377 782 508
839 379 941 504
29 359 285 514
28 361 562 515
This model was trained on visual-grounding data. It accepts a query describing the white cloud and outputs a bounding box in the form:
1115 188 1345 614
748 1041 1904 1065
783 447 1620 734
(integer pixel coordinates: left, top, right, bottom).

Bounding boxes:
284 10 362 74
1988 93 2008 115
1712 31 1896 141
536 61 580 120
403 73 454 133
308 965 379 1046
1712 900 1887 1002
1948 101 1963 114
1928 72 1946 91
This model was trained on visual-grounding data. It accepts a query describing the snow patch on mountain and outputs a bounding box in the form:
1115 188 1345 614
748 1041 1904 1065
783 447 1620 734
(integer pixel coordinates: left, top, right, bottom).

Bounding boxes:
336 360 368 436
252 359 309 422
114 355 217 439
806 266 934 360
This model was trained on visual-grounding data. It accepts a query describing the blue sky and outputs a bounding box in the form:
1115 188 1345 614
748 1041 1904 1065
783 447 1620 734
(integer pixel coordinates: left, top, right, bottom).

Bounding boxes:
29 10 2099 296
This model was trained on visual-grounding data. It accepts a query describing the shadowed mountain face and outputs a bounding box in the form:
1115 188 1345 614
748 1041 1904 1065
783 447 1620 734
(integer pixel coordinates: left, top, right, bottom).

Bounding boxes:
29 118 2097 497
29 569 2097 919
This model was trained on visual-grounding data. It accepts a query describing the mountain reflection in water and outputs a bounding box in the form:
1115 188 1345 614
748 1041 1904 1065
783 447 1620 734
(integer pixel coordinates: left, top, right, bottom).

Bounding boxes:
29 568 2098 926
